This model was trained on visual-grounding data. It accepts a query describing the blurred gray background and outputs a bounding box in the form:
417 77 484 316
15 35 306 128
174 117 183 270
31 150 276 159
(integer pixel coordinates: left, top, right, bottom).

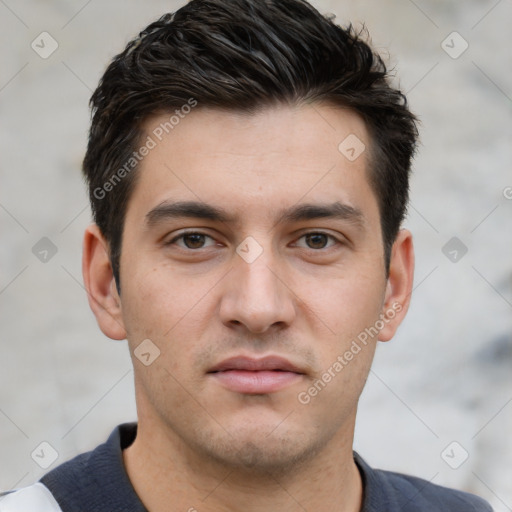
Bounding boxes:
1 0 511 509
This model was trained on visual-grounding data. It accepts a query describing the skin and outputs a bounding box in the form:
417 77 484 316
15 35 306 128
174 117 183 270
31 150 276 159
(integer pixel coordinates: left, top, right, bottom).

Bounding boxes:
83 103 414 512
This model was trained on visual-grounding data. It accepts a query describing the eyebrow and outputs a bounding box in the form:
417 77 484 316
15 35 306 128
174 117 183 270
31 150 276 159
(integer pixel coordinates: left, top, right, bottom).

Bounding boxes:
275 202 364 227
145 200 365 228
146 200 235 226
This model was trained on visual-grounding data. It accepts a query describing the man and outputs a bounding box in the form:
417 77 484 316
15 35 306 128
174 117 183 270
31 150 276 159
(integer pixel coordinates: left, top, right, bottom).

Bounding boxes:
0 0 493 510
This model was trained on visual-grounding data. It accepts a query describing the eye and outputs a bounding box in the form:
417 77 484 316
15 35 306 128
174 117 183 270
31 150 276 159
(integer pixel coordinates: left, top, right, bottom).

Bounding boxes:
167 231 217 250
295 232 339 250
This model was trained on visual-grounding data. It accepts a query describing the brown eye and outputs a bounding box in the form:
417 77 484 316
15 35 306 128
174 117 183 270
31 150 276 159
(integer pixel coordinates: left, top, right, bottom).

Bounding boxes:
182 233 206 249
304 233 329 249
292 231 341 251
167 232 216 249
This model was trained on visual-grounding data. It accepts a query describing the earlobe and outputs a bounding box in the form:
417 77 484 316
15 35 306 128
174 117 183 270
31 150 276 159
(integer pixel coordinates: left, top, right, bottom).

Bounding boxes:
82 224 127 340
378 229 415 342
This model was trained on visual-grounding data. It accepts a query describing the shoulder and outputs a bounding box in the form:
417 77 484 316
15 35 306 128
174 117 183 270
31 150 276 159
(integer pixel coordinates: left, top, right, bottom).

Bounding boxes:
37 423 144 512
354 452 493 511
0 482 62 511
381 470 493 511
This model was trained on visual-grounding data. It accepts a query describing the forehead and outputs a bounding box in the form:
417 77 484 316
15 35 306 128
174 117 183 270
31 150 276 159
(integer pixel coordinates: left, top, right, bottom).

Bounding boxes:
127 103 379 228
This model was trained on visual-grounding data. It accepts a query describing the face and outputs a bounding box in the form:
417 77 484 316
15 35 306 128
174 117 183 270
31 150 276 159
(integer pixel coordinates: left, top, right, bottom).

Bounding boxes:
84 103 413 473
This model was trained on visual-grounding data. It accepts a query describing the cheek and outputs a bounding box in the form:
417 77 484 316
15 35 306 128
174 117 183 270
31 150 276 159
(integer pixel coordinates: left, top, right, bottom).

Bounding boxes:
296 269 386 343
293 267 385 408
295 334 376 434
119 262 217 364
121 269 172 339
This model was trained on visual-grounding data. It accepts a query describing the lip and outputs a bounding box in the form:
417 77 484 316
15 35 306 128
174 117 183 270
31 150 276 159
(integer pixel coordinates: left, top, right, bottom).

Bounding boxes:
207 355 305 394
208 355 304 374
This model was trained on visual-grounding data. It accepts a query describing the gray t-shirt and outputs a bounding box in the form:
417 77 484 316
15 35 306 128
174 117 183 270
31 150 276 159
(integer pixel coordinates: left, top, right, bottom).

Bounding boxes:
35 423 492 512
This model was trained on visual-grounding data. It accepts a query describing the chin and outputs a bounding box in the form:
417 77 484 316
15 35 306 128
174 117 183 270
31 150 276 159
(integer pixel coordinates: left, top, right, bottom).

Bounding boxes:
195 424 325 474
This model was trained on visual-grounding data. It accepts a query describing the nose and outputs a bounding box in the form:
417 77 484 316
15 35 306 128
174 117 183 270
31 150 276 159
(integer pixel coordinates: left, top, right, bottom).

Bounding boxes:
219 243 296 334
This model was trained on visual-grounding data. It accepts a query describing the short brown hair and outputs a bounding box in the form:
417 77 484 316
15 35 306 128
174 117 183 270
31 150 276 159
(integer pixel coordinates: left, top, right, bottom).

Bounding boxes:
83 0 419 290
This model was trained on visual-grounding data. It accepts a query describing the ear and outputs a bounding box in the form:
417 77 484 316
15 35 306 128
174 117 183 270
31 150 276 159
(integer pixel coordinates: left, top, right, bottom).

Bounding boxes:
82 224 127 340
378 229 414 342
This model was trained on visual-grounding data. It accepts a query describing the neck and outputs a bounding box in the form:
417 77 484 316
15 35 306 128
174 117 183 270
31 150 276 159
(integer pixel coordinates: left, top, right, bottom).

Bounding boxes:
123 416 363 512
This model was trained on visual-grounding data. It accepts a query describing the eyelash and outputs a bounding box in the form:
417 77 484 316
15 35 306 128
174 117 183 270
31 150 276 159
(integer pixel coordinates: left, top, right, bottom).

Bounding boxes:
166 230 341 251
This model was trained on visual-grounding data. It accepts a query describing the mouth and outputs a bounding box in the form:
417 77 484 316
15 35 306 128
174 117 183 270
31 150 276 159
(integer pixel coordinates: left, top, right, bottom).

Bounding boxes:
207 355 305 394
